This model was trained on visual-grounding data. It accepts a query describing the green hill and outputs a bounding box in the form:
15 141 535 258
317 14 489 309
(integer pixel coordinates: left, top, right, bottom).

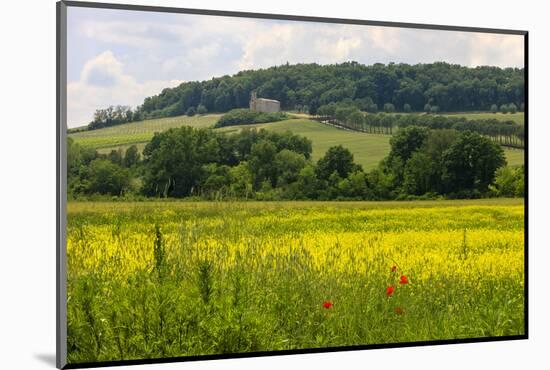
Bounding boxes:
69 113 524 171
218 119 391 170
69 114 221 150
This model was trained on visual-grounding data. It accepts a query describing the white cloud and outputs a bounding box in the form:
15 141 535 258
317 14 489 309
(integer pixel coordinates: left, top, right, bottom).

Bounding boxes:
67 51 183 127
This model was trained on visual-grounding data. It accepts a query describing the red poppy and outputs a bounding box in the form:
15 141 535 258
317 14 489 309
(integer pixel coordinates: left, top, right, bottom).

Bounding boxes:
394 307 404 315
323 300 333 309
391 265 397 272
386 285 395 297
399 275 409 285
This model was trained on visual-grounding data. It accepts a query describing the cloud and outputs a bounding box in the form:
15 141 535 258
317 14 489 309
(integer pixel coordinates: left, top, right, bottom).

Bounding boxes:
67 51 183 127
80 50 123 86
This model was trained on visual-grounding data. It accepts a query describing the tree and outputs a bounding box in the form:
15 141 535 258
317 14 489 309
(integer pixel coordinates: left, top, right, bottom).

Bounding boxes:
288 164 319 199
500 104 509 113
229 162 254 198
337 171 369 199
348 110 364 130
389 126 430 163
106 149 123 165
430 105 440 114
442 131 506 194
94 62 523 125
403 103 412 113
403 151 435 195
490 104 498 113
87 159 130 195
201 163 231 196
248 140 278 188
142 127 220 197
383 102 396 113
197 104 208 115
367 103 378 113
186 106 196 116
424 103 432 113
274 149 307 187
316 145 361 180
124 145 140 167
367 167 394 200
509 103 518 114
490 166 524 197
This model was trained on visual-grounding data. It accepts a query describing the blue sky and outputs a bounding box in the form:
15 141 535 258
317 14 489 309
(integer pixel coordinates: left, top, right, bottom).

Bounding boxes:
67 7 524 127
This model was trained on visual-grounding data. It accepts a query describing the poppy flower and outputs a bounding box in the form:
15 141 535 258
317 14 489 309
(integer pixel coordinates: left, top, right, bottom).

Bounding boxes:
386 285 395 297
323 300 333 309
394 307 404 315
399 275 409 285
391 265 397 272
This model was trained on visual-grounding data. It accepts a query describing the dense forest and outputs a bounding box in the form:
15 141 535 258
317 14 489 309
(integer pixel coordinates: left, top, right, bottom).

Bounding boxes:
86 62 524 129
68 126 523 201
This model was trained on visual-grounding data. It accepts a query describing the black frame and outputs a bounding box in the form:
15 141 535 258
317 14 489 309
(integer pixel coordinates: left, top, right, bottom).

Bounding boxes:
56 1 529 368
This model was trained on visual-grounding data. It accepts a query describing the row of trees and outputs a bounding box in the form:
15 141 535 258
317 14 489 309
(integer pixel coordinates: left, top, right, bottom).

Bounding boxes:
315 104 524 148
84 62 523 129
68 126 522 200
87 105 138 130
85 103 210 131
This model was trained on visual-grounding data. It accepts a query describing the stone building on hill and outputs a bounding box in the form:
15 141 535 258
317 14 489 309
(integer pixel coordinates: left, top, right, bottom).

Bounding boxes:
249 92 280 113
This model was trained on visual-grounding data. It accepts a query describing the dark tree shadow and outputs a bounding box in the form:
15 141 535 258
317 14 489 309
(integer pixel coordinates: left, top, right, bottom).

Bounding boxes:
34 353 57 367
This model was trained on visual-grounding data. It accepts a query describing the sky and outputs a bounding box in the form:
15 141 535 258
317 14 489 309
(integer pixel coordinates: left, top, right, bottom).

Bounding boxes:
67 7 524 128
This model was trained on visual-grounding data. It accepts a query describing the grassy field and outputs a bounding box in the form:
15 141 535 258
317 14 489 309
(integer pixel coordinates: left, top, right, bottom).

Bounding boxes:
66 199 525 364
69 114 221 150
440 112 525 125
69 112 524 170
504 148 524 167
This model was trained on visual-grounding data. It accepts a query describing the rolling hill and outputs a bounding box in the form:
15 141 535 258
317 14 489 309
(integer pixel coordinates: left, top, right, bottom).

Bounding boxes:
69 113 524 171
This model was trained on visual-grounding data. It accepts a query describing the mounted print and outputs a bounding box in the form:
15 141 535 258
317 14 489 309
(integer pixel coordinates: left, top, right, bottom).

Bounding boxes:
57 1 528 368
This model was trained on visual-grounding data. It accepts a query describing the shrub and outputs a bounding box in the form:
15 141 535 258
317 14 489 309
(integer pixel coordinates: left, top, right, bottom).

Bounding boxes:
215 109 288 128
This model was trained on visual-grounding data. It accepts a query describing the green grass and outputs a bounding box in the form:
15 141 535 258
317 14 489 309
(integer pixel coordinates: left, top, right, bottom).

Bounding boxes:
218 119 390 170
440 112 525 125
69 114 221 150
504 148 524 167
66 199 524 363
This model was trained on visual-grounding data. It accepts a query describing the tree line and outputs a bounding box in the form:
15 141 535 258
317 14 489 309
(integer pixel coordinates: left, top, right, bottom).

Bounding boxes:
68 126 523 201
315 103 524 148
82 61 524 130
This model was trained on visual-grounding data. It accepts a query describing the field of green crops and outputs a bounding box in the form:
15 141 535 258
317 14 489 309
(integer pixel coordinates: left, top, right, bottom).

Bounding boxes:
66 198 525 364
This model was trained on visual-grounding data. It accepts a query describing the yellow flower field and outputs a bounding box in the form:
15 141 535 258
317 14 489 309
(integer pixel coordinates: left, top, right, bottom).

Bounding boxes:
66 199 525 364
